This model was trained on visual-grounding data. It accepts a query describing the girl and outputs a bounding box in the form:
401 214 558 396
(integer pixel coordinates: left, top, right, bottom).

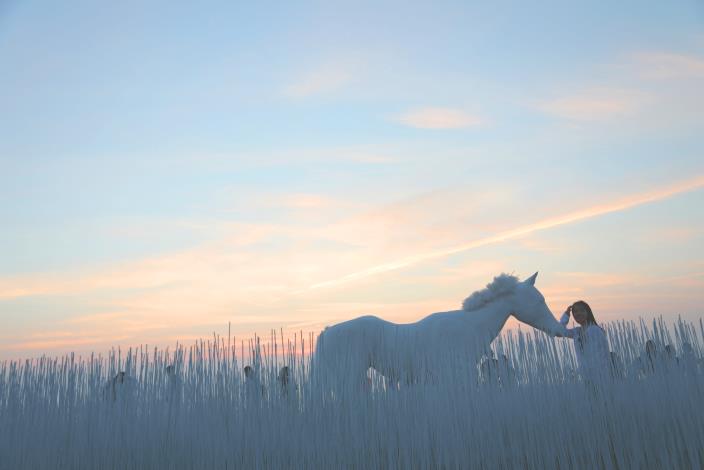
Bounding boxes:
560 301 610 380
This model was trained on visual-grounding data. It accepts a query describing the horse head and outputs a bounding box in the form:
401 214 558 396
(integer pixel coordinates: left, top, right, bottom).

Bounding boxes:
510 272 567 337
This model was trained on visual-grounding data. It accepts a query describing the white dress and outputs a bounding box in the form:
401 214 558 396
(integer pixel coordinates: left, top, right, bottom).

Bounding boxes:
560 313 610 380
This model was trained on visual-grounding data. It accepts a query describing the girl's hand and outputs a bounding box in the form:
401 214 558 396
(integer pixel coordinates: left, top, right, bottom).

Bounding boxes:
564 306 572 317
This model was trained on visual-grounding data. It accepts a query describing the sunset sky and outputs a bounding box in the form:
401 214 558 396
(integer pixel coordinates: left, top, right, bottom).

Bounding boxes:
1 1 703 359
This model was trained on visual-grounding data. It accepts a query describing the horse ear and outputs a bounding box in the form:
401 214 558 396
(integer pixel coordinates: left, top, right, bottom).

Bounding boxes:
525 272 538 286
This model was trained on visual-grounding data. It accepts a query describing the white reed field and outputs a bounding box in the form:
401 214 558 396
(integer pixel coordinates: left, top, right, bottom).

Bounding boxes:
1 319 703 469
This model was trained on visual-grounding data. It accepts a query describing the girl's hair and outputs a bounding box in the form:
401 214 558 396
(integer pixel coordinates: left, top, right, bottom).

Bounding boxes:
572 300 604 350
572 300 603 330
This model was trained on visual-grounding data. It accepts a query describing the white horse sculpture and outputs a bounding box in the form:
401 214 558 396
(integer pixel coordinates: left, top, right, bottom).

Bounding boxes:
313 272 566 387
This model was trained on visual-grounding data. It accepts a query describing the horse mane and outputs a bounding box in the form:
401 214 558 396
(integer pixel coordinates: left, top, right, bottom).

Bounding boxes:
462 273 520 312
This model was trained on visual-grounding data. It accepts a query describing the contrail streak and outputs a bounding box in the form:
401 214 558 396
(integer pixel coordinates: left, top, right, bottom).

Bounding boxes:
308 175 704 290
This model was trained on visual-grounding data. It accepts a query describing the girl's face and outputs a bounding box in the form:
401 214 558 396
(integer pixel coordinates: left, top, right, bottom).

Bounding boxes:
572 305 588 325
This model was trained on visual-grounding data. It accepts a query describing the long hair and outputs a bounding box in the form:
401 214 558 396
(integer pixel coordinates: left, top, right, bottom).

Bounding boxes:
572 300 600 327
572 300 603 350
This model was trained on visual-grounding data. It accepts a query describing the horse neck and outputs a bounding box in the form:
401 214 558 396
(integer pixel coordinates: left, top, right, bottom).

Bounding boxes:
464 298 512 345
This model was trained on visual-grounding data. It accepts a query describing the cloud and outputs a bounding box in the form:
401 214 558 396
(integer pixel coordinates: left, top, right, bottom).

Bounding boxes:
283 62 354 98
0 184 516 357
0 221 282 301
634 52 704 80
539 88 648 121
4 175 700 301
306 174 704 290
553 271 640 289
272 193 337 210
514 236 569 255
534 49 703 129
2 175 702 357
394 108 483 129
2 335 133 352
186 146 397 170
639 226 700 245
539 270 704 321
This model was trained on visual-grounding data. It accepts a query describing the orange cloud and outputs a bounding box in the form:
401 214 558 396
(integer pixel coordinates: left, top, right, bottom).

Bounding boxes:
540 269 704 317
307 174 704 289
2 176 702 358
283 62 356 98
395 108 483 129
539 88 649 121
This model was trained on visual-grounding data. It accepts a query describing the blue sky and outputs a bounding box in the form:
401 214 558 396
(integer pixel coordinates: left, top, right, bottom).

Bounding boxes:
1 1 703 358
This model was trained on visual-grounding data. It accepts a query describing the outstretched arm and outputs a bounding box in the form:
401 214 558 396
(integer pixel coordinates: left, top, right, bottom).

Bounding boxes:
555 309 577 338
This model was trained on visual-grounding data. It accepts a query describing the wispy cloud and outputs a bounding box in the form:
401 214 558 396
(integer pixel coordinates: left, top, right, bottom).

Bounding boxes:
2 175 702 357
306 175 704 290
0 225 276 301
394 108 483 129
283 62 355 98
2 335 133 352
639 226 700 245
0 184 516 356
187 146 397 169
539 88 648 121
634 52 704 80
515 236 569 254
540 270 704 321
270 193 338 210
5 176 699 301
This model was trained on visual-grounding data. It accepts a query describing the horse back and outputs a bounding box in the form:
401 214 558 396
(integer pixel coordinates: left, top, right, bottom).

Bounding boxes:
316 315 392 357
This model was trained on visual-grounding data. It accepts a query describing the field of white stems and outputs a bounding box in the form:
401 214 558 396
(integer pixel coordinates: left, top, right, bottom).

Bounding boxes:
1 318 703 469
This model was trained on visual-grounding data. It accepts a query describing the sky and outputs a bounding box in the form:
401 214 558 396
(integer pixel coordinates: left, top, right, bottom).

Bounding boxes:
1 0 703 359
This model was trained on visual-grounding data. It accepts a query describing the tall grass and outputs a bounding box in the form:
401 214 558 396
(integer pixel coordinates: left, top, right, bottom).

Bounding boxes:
0 318 702 469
